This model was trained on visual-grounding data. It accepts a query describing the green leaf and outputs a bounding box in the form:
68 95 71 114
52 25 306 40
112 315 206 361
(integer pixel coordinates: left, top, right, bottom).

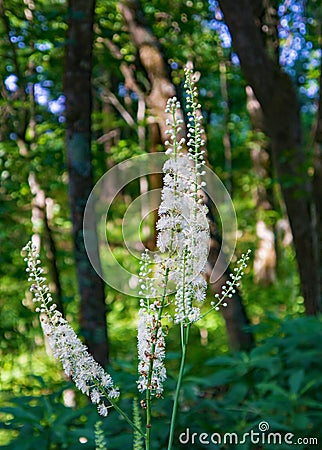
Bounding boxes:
0 406 42 425
205 355 236 366
293 413 310 430
289 369 304 395
256 382 289 398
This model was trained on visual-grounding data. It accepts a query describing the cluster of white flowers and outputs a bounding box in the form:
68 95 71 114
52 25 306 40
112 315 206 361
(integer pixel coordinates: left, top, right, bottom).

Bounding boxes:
136 251 167 396
161 69 209 324
136 69 210 395
23 241 119 417
137 307 167 396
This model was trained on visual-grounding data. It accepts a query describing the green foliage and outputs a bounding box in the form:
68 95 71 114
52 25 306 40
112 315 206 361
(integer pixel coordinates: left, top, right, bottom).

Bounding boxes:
98 316 319 450
24 316 322 450
45 315 319 450
1 0 322 448
0 380 99 449
175 316 322 449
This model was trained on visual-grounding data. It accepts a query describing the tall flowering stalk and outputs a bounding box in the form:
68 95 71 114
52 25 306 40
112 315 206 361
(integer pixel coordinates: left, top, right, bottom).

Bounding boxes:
136 68 211 449
22 241 143 436
136 97 186 447
166 68 210 449
135 69 250 449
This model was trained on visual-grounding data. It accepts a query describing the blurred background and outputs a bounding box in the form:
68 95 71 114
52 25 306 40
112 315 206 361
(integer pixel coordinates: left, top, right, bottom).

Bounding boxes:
0 0 321 448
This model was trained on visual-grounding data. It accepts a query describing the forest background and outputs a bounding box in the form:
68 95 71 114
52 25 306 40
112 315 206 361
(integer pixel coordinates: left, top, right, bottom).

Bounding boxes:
0 0 322 448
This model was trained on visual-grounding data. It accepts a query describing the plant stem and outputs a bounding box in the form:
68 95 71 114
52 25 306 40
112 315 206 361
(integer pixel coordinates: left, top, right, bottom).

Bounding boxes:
145 389 151 450
167 323 190 450
108 398 145 438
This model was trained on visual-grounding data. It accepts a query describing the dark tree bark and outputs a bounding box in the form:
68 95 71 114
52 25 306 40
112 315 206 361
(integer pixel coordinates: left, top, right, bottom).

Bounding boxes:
64 0 109 366
119 0 254 350
313 53 322 296
218 0 321 315
218 46 233 195
245 1 278 285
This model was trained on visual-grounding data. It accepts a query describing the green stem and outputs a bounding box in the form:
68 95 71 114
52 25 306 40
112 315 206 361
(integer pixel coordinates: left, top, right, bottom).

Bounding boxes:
108 398 145 438
145 389 151 450
167 324 190 450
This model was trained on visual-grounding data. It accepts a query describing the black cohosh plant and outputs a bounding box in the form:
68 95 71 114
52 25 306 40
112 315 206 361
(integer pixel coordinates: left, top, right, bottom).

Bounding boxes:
23 68 250 450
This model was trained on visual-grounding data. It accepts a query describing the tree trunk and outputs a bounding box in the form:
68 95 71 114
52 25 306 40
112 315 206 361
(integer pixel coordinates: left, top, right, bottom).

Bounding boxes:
218 46 233 195
246 85 276 284
249 1 280 284
64 0 109 366
313 53 322 297
119 0 255 350
118 0 179 143
218 0 321 315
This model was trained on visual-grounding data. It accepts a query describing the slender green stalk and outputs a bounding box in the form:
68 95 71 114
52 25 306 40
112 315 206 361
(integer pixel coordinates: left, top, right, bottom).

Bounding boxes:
108 397 145 438
145 388 151 450
167 324 190 450
133 399 144 450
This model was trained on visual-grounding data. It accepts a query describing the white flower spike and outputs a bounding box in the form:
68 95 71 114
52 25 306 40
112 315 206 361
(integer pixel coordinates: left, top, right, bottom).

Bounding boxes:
23 241 120 416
